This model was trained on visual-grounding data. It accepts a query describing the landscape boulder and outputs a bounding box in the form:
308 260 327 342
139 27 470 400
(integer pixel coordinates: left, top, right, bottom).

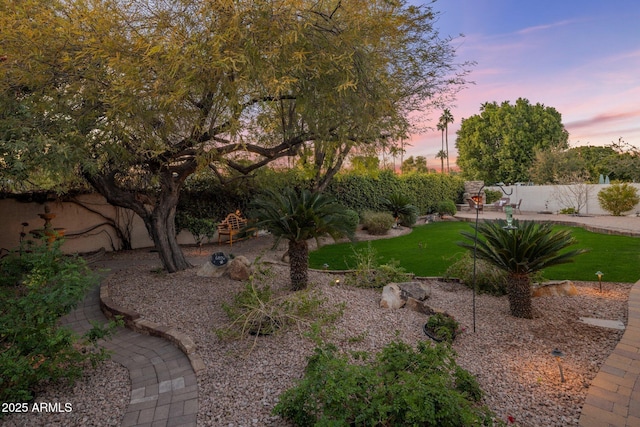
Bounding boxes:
532 280 578 297
380 281 431 310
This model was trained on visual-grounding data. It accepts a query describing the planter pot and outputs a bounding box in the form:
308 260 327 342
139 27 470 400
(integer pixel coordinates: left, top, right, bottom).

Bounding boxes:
423 323 456 343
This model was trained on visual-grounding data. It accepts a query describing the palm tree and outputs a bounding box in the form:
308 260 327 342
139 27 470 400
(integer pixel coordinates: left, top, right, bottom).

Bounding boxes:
437 121 445 173
381 193 419 226
249 188 356 290
439 109 454 173
458 220 588 319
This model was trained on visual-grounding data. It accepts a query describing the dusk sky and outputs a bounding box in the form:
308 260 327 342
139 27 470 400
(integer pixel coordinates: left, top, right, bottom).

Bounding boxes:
407 0 640 168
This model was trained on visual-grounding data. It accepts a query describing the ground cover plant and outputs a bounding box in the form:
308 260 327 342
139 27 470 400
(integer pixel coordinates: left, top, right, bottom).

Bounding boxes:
309 221 640 282
273 340 495 426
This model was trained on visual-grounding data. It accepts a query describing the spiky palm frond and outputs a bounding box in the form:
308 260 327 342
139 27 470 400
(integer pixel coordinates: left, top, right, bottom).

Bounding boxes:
458 220 588 276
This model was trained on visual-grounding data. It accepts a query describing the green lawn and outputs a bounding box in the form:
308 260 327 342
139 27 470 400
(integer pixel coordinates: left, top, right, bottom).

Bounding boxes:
309 221 640 283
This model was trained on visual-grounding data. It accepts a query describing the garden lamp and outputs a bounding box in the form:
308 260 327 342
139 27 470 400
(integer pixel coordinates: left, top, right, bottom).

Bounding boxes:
551 349 565 383
596 271 603 292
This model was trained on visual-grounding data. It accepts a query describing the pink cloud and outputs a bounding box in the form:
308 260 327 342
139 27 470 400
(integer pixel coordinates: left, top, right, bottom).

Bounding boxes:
566 110 640 130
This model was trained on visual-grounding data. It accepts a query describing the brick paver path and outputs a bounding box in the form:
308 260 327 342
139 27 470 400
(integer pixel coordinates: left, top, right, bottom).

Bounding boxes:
61 281 198 427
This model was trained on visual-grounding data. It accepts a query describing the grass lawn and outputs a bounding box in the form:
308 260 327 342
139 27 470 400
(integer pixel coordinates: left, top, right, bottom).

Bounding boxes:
309 221 640 283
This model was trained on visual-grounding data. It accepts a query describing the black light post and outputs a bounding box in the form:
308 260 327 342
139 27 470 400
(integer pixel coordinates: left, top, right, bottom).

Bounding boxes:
472 183 514 333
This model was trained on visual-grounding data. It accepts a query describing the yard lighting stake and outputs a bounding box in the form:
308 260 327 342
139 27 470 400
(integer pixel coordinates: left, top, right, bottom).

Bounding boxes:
551 349 565 383
472 183 513 333
596 271 604 292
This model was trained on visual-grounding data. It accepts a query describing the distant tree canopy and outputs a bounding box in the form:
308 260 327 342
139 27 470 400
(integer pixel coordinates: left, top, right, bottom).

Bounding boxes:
456 98 569 184
0 0 471 272
401 156 429 174
529 141 640 184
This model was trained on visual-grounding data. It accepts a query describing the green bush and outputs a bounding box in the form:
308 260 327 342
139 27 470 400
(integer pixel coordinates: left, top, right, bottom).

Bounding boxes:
0 241 117 403
344 243 412 288
343 209 360 232
484 189 502 204
176 213 217 246
425 313 460 343
598 183 640 216
381 192 419 226
273 340 493 426
362 211 395 235
436 199 457 217
444 252 508 296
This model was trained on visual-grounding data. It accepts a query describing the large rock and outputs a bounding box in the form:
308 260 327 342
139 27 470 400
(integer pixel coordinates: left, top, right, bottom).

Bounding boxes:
380 281 431 309
380 284 405 309
197 261 228 278
532 280 578 297
228 257 251 281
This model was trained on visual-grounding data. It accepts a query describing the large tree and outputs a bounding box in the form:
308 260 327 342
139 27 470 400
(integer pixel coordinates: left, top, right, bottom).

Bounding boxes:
456 98 569 184
0 0 470 272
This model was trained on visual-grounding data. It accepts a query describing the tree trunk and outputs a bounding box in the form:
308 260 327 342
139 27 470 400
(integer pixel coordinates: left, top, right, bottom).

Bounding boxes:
288 239 309 291
508 273 533 319
84 165 194 273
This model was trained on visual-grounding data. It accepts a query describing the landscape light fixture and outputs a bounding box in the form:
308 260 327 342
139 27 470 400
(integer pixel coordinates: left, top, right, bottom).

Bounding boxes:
596 271 604 292
472 183 514 333
551 348 565 383
334 278 340 285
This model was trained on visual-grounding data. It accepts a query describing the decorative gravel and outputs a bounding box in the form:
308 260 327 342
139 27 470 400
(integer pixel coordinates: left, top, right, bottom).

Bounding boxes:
101 233 631 427
3 228 631 427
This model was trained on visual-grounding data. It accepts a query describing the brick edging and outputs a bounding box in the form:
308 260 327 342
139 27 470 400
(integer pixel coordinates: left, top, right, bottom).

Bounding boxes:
99 278 206 375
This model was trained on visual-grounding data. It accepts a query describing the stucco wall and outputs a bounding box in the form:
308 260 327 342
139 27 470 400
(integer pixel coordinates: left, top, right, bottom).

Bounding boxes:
0 193 198 254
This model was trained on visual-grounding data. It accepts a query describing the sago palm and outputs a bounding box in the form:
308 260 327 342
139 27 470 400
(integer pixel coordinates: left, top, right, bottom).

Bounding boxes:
249 188 355 290
458 220 588 319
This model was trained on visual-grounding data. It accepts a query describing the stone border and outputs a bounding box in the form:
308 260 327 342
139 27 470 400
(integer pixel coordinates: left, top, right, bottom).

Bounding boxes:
99 276 206 375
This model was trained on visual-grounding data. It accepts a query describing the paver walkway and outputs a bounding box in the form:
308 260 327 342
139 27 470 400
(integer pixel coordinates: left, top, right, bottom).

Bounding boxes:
61 267 199 427
456 210 640 426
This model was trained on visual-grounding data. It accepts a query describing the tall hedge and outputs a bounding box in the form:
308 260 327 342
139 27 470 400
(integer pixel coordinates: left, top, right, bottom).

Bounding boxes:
177 169 464 221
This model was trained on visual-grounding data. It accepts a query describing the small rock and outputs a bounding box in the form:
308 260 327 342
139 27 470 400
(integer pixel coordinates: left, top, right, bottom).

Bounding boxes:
380 283 405 309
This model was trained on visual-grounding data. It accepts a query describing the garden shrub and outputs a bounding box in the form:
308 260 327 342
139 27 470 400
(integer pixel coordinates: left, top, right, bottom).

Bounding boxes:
425 312 461 343
444 252 508 296
273 340 493 426
216 269 344 341
436 199 457 217
362 211 395 235
344 243 412 288
484 189 502 204
0 240 118 403
598 183 640 216
175 212 217 246
381 192 419 226
342 209 360 232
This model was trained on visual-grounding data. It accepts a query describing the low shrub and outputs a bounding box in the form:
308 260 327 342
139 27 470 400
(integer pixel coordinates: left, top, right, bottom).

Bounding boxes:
598 183 640 216
381 193 419 226
342 209 360 232
0 240 119 403
176 212 217 247
273 340 493 426
436 199 457 217
425 312 460 343
216 269 344 343
484 189 502 204
344 243 412 288
362 211 395 235
444 252 508 296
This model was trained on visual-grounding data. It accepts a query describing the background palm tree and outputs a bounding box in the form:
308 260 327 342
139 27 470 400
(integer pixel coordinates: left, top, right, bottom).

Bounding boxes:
439 109 454 173
458 220 588 318
249 188 356 290
437 121 446 173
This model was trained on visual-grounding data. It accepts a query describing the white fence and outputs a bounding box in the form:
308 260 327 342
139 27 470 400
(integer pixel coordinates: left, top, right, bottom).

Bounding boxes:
485 183 640 216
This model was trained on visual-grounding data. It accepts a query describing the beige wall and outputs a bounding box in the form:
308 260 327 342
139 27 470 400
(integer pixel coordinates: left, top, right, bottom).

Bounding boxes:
0 194 198 254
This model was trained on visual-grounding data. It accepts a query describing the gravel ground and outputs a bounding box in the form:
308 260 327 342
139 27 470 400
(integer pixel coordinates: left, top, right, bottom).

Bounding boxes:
2 359 129 427
103 231 630 427
2 228 631 427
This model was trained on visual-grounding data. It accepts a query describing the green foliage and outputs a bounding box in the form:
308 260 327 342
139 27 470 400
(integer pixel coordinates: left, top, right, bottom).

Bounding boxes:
342 209 360 233
559 207 577 215
444 252 508 296
425 313 460 343
175 213 217 246
484 189 503 204
216 271 344 342
362 211 395 235
0 241 116 403
458 220 588 318
598 183 640 216
273 340 493 426
381 192 419 226
344 243 412 288
456 98 569 183
436 199 457 216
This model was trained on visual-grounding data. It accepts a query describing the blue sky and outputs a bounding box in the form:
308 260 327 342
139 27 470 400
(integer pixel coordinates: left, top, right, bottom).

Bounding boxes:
407 0 640 167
